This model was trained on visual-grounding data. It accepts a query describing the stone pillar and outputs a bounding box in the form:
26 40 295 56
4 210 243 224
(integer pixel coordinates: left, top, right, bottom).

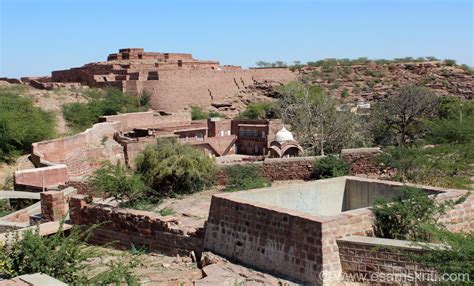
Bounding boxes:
40 191 66 222
69 195 89 225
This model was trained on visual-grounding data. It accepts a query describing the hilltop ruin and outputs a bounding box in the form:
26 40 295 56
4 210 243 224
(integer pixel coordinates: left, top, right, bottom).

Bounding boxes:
48 48 296 115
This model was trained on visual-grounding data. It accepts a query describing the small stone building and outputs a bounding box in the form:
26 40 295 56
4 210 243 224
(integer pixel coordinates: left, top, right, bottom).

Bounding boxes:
268 127 303 158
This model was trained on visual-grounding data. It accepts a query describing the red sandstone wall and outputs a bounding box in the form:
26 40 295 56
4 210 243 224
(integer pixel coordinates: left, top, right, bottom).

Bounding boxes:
133 68 296 112
31 122 124 177
99 111 191 131
14 165 68 192
204 195 325 285
337 237 436 283
340 147 382 176
69 196 204 255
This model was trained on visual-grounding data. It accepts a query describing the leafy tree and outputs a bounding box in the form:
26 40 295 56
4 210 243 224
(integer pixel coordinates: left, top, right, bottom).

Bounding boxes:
88 162 149 207
0 90 56 162
275 82 364 155
223 164 270 192
135 138 217 197
372 186 466 241
369 85 438 146
313 155 350 179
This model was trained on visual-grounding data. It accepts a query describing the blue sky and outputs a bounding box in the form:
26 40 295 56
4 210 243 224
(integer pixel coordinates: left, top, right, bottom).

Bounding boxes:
1 0 473 77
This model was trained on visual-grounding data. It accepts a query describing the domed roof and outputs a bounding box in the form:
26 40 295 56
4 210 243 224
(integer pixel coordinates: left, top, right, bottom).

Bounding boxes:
275 127 294 143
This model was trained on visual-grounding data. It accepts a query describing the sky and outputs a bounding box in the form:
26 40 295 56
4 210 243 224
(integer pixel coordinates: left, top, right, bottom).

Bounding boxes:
0 0 473 77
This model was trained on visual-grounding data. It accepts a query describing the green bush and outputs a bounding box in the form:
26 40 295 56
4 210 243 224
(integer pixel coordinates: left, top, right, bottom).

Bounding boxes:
0 224 142 284
238 102 275 120
223 164 271 192
63 88 148 132
313 155 350 179
372 187 464 241
135 138 217 197
190 106 222 120
0 90 56 162
0 224 95 283
415 229 473 284
88 162 149 207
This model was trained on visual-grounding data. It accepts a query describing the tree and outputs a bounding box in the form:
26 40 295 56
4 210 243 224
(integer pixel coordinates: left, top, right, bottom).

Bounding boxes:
313 155 351 179
0 90 56 162
275 82 363 155
88 162 149 207
369 86 438 146
135 138 217 197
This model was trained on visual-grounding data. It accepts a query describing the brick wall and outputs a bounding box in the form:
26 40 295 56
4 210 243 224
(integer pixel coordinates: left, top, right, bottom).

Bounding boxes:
137 68 296 112
341 147 382 176
99 111 191 131
40 191 67 222
30 122 124 177
69 195 204 255
216 156 320 185
204 195 325 285
337 236 437 284
14 165 68 192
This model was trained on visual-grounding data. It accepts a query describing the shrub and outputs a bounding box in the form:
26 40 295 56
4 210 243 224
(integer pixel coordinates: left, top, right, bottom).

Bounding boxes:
0 224 95 283
0 90 56 162
63 88 148 132
443 59 457 66
313 155 350 179
88 256 140 285
135 138 217 197
238 102 275 120
190 106 222 120
223 164 270 192
372 186 465 241
415 229 473 283
88 162 149 207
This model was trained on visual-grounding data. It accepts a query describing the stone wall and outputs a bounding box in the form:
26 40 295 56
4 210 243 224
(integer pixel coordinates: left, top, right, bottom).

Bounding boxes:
69 195 204 255
204 194 325 284
216 156 320 185
30 122 124 178
99 111 191 131
135 68 296 112
337 236 437 284
340 147 382 176
14 165 68 192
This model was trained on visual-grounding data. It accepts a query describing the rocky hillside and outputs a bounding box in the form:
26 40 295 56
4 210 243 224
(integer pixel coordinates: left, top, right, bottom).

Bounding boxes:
298 61 473 102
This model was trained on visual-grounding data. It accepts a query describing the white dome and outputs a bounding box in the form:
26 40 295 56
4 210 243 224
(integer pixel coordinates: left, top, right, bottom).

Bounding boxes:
275 127 294 143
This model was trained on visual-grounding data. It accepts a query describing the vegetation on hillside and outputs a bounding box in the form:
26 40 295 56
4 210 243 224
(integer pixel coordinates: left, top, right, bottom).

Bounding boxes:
62 88 149 132
0 87 56 162
376 97 474 189
368 86 438 146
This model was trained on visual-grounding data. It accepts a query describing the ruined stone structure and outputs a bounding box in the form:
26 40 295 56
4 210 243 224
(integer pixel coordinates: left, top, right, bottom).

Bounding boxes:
50 48 297 114
204 176 473 284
